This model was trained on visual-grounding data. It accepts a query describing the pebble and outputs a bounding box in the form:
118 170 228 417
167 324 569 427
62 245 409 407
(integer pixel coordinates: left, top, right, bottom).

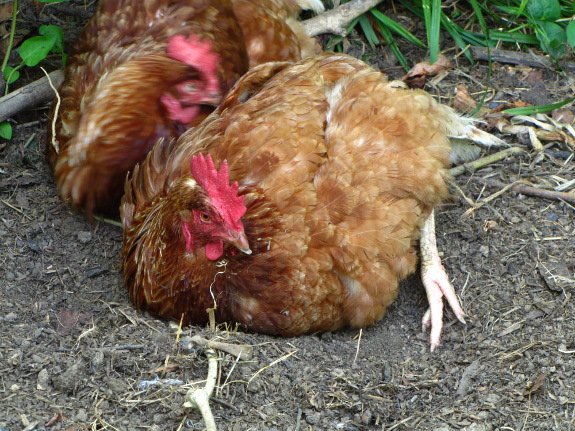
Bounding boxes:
77 231 92 243
305 411 321 425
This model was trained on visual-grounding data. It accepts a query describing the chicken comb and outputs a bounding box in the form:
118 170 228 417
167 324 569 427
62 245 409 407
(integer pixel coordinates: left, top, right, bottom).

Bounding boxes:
190 154 246 230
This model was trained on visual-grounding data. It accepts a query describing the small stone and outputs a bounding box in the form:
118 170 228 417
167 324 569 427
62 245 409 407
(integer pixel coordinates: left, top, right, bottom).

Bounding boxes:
74 409 88 422
37 369 50 390
106 377 126 394
4 312 17 322
77 231 92 244
485 393 501 404
305 411 321 425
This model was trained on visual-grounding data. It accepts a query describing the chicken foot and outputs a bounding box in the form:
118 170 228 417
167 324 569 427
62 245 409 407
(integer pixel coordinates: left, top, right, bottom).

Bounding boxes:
419 210 466 351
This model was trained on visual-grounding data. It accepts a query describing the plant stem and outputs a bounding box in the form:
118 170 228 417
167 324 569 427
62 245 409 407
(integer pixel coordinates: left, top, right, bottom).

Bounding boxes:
1 0 18 74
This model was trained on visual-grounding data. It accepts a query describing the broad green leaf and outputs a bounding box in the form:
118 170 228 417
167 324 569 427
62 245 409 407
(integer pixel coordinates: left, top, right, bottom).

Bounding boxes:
40 25 65 52
19 34 58 66
3 67 20 84
0 122 12 140
536 21 567 57
528 0 561 21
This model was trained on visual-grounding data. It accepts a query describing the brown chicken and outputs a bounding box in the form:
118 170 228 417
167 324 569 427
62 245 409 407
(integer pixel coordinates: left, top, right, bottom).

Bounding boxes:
121 53 504 350
47 0 323 217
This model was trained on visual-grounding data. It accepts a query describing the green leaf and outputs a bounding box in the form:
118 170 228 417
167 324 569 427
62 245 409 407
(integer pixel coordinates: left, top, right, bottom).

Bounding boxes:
40 25 65 53
19 35 57 66
3 67 20 84
536 21 567 57
528 0 561 21
502 97 575 115
566 20 575 48
0 122 12 140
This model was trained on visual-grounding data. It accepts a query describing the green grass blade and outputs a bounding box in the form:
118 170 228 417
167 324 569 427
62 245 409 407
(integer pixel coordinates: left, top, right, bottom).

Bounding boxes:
373 18 410 70
358 14 380 49
371 9 426 48
439 12 473 62
502 97 575 115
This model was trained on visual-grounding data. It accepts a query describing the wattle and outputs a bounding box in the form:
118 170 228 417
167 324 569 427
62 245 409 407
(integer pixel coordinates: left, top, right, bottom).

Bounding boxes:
205 240 224 260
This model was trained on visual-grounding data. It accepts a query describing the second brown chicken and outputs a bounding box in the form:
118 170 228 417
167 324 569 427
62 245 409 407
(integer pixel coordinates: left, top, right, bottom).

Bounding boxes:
47 0 323 218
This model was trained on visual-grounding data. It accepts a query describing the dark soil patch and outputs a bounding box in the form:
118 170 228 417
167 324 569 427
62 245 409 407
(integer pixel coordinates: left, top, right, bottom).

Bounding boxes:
1 2 574 430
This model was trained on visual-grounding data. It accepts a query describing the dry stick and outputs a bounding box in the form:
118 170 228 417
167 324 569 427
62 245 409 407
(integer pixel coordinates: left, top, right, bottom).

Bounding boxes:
0 69 64 123
189 334 253 360
449 146 525 177
299 0 383 36
42 67 61 154
470 47 575 73
183 348 218 431
468 177 575 206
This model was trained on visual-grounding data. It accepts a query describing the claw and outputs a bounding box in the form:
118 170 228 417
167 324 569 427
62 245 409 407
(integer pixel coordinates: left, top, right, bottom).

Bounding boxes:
420 210 466 351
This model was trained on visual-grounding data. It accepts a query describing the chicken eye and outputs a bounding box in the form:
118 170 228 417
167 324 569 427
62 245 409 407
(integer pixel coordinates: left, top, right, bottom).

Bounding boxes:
185 82 198 92
200 213 211 223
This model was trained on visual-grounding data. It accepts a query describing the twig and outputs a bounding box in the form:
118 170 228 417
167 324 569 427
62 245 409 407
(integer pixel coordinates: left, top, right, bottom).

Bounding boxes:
449 146 525 177
248 349 298 384
187 334 253 360
92 345 145 351
301 0 383 36
353 328 362 365
42 67 61 154
468 177 575 205
94 214 123 227
463 180 530 216
183 348 218 431
470 47 575 73
0 70 65 123
294 408 303 431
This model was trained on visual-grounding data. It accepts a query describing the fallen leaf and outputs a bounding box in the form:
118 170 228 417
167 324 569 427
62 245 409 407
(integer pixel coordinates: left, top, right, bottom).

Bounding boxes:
46 412 67 427
55 309 81 336
523 374 547 396
150 362 181 374
403 54 454 88
552 109 574 125
0 3 12 22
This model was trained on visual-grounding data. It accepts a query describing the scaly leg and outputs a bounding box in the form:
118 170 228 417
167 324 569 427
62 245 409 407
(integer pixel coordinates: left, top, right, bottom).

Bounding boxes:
420 210 466 351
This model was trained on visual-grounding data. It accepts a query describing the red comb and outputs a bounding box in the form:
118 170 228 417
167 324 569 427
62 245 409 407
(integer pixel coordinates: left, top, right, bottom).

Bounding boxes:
190 154 246 230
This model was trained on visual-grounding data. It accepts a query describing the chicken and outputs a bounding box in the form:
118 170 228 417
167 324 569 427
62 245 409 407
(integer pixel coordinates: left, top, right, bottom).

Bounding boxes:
47 0 323 217
121 53 503 349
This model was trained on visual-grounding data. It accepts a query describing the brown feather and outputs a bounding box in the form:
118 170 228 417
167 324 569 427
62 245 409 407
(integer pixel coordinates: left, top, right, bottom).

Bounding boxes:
121 53 467 336
48 0 320 218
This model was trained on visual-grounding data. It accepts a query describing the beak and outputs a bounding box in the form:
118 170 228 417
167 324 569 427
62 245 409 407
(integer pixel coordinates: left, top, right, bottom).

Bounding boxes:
228 230 252 255
202 92 222 107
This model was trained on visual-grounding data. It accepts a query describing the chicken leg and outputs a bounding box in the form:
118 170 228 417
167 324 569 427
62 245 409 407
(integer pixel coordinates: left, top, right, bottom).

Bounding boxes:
420 210 466 351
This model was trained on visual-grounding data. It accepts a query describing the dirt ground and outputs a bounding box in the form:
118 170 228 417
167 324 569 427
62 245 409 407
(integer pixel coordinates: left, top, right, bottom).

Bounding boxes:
1 1 575 430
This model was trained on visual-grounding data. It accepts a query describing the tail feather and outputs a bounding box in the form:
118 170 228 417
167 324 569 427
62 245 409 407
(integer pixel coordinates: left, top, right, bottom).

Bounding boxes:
294 0 325 13
430 100 507 164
